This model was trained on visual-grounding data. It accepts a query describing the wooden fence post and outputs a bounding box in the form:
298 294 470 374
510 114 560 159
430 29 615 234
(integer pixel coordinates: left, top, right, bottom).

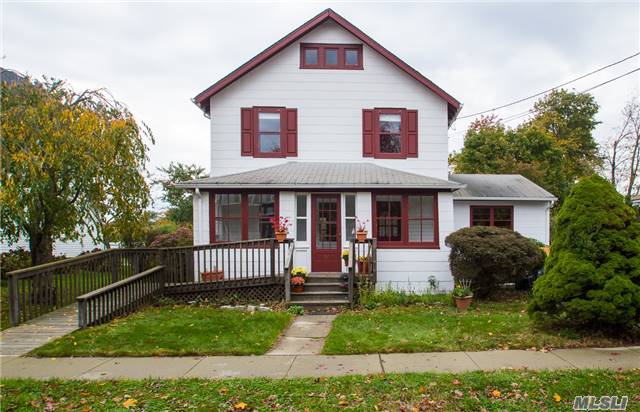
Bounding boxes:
8 275 20 326
110 251 119 283
78 299 87 329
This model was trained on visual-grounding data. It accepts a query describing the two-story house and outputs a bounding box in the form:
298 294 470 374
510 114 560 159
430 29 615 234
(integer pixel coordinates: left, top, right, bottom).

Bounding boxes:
177 9 556 292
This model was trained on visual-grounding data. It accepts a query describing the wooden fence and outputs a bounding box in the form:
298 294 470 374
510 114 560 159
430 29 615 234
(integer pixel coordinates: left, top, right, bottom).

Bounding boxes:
77 266 165 328
6 239 294 326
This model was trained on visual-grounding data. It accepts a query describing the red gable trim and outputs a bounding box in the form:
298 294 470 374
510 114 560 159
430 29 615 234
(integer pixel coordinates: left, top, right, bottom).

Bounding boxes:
193 9 462 124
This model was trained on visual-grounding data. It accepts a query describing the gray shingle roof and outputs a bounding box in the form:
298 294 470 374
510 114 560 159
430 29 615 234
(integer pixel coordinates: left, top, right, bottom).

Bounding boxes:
176 162 463 190
450 174 557 201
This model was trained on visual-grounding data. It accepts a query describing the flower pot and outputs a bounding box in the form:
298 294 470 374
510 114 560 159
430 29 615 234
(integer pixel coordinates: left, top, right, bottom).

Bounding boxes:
342 256 349 267
292 284 304 293
201 270 224 282
453 296 473 310
356 231 367 242
275 231 287 243
357 260 369 274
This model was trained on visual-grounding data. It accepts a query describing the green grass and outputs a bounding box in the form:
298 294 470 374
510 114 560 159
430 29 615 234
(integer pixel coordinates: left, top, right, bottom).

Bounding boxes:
30 305 292 357
2 369 638 411
323 297 633 354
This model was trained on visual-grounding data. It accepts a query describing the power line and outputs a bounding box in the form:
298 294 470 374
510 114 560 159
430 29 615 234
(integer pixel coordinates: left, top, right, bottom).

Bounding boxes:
456 52 640 120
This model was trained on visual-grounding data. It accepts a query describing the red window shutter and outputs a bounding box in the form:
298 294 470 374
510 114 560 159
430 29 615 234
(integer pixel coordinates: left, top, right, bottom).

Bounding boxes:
407 109 418 157
362 109 374 157
240 108 254 156
284 108 298 157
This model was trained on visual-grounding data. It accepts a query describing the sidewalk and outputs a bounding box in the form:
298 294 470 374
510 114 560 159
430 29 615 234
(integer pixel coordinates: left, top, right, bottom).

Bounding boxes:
2 346 638 380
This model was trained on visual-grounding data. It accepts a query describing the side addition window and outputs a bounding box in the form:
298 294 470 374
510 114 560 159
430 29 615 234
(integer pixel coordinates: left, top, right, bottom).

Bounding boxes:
240 107 297 158
470 206 513 229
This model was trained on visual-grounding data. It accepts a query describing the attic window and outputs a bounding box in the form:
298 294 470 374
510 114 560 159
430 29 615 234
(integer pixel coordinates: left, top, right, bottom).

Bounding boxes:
300 43 363 70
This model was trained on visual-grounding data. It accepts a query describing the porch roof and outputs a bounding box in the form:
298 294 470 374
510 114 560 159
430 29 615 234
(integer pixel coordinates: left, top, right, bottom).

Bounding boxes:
176 162 464 190
450 174 557 201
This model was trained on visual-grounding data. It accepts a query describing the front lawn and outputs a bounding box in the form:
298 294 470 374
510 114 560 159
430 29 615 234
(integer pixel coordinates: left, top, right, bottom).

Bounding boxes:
2 369 638 411
323 297 632 354
30 305 292 357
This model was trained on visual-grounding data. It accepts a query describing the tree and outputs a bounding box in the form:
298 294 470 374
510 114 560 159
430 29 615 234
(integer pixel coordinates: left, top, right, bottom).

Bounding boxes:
528 175 640 330
602 98 640 200
1 76 153 264
450 90 600 203
153 162 207 224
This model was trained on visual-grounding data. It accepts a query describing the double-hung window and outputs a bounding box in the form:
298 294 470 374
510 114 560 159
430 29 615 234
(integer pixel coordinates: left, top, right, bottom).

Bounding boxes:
211 192 278 242
344 194 356 240
470 206 513 229
373 193 438 248
240 107 297 157
296 194 308 242
362 108 418 158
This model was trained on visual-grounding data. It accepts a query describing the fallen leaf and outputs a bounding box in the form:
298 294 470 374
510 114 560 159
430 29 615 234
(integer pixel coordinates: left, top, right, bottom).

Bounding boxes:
490 390 501 398
452 379 461 385
338 400 349 406
419 385 426 393
553 393 561 402
122 399 137 409
233 402 248 410
454 390 464 398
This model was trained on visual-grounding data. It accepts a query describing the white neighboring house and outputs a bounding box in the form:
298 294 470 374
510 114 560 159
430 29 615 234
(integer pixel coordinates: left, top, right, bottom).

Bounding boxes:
0 234 103 258
178 9 556 291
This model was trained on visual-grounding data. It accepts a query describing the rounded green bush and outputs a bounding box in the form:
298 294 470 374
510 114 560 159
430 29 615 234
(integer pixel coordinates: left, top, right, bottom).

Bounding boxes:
445 226 545 298
528 175 640 330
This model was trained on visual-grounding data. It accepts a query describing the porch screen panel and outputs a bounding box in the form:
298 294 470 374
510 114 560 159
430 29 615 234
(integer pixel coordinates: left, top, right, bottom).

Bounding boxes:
215 194 242 241
376 195 402 241
248 194 276 239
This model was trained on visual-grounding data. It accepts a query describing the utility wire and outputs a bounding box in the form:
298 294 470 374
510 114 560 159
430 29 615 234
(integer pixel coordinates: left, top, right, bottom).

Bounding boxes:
456 52 640 120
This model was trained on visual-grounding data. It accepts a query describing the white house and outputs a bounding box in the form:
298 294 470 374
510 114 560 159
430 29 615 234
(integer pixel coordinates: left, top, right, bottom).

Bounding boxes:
177 9 556 292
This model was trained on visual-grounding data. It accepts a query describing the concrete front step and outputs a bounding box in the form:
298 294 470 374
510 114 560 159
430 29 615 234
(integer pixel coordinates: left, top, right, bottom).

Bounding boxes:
305 272 346 283
289 299 350 307
303 283 346 292
291 291 348 302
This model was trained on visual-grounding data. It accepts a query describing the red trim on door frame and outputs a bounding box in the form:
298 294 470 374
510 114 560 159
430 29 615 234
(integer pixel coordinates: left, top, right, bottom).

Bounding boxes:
311 194 342 272
371 191 440 249
469 205 514 230
193 9 461 123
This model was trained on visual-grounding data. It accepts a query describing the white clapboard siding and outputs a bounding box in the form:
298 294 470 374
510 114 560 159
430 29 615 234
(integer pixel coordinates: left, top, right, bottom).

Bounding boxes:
208 20 450 179
1 234 104 257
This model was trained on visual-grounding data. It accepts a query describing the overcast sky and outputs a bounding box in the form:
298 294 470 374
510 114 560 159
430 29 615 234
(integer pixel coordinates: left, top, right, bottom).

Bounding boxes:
3 1 639 206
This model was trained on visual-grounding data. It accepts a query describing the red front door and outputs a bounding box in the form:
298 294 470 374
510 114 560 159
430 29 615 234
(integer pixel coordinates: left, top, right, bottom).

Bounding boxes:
311 194 341 272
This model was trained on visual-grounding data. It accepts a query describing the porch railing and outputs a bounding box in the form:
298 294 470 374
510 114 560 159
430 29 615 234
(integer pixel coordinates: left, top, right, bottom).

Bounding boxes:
348 238 377 307
77 265 165 328
6 238 293 326
283 240 296 303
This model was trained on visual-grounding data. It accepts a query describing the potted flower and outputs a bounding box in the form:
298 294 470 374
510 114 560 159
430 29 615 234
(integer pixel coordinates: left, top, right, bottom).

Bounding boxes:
270 216 291 243
290 266 308 280
452 279 473 310
357 255 369 274
355 217 369 242
290 276 305 293
342 249 349 267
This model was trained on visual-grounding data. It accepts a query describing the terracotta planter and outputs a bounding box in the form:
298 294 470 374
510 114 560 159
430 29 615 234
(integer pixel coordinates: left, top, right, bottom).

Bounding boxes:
292 284 304 293
357 260 369 274
201 270 224 282
453 296 473 310
356 231 367 242
275 231 287 243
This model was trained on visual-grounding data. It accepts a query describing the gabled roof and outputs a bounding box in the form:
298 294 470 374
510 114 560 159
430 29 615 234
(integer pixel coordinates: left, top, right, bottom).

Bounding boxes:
176 162 464 190
193 9 462 124
450 174 557 201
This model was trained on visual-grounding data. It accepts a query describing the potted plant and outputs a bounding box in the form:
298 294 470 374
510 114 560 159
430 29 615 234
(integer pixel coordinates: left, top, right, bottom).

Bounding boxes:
355 217 369 242
270 216 291 243
357 255 369 274
291 276 305 293
291 266 308 280
201 268 224 282
342 249 349 267
452 279 473 310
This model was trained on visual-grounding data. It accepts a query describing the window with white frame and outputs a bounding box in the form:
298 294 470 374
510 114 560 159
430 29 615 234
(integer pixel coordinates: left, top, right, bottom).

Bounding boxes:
296 194 308 241
344 194 356 240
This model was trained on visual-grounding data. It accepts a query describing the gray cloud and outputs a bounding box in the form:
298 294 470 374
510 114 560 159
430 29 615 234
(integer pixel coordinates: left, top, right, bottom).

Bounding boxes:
4 1 639 191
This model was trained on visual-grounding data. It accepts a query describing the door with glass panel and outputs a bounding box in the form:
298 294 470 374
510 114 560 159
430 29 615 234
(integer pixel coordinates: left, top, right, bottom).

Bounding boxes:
311 194 341 272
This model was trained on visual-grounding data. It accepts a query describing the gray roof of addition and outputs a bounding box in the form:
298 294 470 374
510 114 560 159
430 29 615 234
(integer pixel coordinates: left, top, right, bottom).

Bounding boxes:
176 162 463 190
450 174 557 201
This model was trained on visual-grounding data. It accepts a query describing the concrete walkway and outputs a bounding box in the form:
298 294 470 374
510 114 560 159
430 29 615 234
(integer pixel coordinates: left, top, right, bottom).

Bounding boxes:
0 305 78 357
267 315 336 355
2 347 638 380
